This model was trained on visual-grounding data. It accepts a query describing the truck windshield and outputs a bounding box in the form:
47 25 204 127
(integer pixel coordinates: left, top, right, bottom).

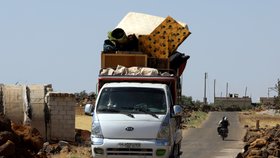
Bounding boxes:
97 87 167 115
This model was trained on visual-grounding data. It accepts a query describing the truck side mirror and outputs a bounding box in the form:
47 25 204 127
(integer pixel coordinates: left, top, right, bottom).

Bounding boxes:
84 104 94 116
173 105 183 116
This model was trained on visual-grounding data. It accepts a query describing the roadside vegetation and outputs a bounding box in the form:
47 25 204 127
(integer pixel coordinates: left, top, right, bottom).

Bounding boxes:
182 110 208 128
180 95 209 129
74 90 96 107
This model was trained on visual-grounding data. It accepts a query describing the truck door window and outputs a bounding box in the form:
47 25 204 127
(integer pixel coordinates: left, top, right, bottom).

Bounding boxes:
96 87 167 114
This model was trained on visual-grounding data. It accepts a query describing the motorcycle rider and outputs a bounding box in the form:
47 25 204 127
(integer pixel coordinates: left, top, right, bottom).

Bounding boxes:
217 116 230 135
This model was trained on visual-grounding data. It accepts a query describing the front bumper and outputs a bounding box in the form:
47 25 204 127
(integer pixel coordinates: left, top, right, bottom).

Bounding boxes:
91 138 172 158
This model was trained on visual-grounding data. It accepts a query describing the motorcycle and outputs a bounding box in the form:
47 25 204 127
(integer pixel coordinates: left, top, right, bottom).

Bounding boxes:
218 127 228 140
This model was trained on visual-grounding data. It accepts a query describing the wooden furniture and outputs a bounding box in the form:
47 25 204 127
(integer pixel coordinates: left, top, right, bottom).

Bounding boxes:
101 53 148 68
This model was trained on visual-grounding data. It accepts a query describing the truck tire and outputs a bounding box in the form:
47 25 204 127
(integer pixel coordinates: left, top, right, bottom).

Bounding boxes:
170 142 181 158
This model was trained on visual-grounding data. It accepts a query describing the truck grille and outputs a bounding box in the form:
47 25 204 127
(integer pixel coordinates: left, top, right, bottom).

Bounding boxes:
107 148 153 156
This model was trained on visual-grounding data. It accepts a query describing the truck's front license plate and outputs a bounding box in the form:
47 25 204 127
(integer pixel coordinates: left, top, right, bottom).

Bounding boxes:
118 143 141 148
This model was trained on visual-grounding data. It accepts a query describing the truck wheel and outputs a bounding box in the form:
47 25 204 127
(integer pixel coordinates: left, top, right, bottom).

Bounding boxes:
170 143 181 158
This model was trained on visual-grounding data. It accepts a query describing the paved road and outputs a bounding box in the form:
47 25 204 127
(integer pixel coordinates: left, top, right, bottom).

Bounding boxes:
181 112 246 158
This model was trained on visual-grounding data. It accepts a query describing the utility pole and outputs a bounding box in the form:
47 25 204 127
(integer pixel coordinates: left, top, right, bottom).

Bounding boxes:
226 82 228 97
203 72 207 105
213 79 216 105
277 78 280 97
214 79 216 99
245 86 247 97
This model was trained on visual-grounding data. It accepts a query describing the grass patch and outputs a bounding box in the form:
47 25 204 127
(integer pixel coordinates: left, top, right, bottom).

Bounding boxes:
183 111 208 128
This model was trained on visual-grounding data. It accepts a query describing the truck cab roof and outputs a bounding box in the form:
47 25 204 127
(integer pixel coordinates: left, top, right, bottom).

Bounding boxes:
102 82 168 89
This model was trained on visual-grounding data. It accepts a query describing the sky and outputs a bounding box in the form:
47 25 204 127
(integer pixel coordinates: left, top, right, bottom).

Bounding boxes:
1 1 280 103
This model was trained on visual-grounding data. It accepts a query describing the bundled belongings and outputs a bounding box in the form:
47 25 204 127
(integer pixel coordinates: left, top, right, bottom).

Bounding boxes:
100 65 174 77
169 51 190 76
104 28 138 52
102 12 191 76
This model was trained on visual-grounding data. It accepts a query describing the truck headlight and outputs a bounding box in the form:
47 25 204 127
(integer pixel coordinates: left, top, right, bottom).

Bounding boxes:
156 116 170 146
157 124 170 139
156 138 169 146
91 120 104 145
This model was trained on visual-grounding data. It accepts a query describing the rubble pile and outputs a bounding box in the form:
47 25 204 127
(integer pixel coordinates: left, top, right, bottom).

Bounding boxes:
0 114 92 157
236 125 280 158
74 129 91 146
0 114 45 158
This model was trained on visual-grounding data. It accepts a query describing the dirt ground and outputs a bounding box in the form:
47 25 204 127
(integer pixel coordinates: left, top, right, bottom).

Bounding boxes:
239 110 280 128
49 146 92 158
75 115 92 132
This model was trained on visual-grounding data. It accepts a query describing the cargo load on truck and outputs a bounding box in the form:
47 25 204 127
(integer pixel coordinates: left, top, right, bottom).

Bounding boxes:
99 12 191 104
102 12 190 74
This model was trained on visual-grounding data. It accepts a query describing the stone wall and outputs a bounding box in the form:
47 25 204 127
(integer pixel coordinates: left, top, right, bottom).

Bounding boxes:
29 84 52 140
237 125 280 158
0 84 76 142
2 85 26 124
47 92 76 142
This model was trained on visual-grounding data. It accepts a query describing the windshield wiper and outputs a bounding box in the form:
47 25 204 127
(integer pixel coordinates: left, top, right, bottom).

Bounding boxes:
136 108 159 119
124 113 135 118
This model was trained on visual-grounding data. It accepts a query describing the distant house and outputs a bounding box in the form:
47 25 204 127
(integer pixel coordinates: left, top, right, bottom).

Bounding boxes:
214 93 252 110
260 97 275 107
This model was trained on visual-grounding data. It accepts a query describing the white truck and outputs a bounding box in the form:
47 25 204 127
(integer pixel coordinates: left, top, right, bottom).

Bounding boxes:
85 74 184 158
85 12 191 158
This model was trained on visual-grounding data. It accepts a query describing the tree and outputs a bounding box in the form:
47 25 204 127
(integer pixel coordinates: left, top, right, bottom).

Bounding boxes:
274 96 280 109
74 90 96 106
180 95 205 111
180 95 193 106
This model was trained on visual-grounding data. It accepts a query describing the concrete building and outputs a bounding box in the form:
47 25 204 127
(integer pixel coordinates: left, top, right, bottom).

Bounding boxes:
214 93 252 110
260 97 275 106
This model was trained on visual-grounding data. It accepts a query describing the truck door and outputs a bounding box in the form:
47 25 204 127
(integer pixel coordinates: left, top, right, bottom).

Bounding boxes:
166 88 177 143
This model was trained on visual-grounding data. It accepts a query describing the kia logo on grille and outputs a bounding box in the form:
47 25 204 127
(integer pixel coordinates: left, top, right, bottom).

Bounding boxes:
125 127 134 131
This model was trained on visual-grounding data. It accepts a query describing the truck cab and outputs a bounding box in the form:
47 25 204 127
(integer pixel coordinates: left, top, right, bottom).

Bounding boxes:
86 81 183 158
